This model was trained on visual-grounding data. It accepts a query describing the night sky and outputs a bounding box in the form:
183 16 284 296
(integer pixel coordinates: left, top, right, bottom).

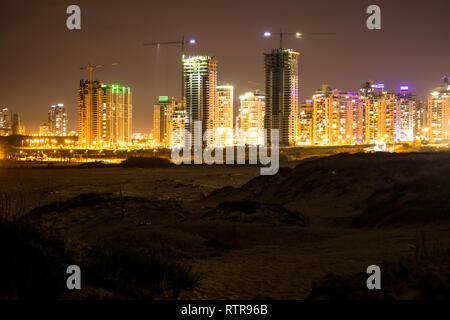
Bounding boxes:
0 0 449 133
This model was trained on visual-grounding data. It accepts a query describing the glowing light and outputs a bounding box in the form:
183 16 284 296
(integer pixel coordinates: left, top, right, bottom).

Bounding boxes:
373 83 385 89
264 32 271 37
189 39 197 44
295 32 302 38
399 85 409 91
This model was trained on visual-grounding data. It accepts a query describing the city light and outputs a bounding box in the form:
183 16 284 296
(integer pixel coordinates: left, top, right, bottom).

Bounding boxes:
264 32 271 37
373 83 385 89
189 39 197 44
399 85 409 91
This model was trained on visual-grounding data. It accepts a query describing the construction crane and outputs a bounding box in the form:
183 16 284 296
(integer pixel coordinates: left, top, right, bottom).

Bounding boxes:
263 28 336 51
143 36 197 100
80 62 119 84
263 28 336 140
79 62 118 146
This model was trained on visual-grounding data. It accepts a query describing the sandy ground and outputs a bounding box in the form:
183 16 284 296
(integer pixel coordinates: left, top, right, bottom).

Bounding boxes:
2 155 450 299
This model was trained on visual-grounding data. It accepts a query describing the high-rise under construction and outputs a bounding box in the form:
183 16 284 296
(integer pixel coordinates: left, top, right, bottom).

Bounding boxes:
264 49 299 147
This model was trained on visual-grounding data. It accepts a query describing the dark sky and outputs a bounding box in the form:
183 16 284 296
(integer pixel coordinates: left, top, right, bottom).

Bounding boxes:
0 0 449 133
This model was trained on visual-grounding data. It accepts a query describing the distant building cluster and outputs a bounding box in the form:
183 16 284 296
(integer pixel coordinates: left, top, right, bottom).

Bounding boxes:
0 108 26 136
301 82 419 145
40 104 68 136
152 50 449 148
5 47 449 151
299 78 449 145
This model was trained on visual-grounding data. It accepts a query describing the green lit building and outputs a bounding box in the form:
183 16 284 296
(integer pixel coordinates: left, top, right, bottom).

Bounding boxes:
152 96 181 147
78 81 132 146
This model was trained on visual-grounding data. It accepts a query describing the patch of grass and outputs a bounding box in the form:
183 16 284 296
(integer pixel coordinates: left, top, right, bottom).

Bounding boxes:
308 245 450 300
204 201 309 226
83 247 198 299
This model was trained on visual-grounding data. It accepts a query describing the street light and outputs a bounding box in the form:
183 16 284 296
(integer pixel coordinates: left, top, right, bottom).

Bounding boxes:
143 36 198 100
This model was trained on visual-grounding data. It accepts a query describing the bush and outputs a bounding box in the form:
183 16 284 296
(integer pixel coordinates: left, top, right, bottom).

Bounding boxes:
83 248 197 299
0 218 197 299
0 218 69 299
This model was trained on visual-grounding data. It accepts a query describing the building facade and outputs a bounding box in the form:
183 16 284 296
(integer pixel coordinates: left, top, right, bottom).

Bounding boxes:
427 77 450 142
0 108 12 136
264 49 299 146
360 82 395 143
394 88 416 142
48 104 67 136
236 91 265 145
298 100 313 145
11 113 25 135
183 56 218 147
152 96 179 147
78 81 132 146
312 85 364 145
215 85 234 147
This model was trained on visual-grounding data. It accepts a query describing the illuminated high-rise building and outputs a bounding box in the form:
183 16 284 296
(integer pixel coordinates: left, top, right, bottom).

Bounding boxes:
298 100 313 145
360 81 395 143
337 91 365 144
427 77 450 142
394 86 416 142
48 104 67 136
312 85 333 145
264 49 299 146
39 124 51 136
170 102 186 148
152 96 180 147
312 85 364 145
236 91 265 145
215 85 234 147
78 81 132 146
0 108 12 136
78 80 101 145
183 56 218 147
11 113 25 135
416 100 427 138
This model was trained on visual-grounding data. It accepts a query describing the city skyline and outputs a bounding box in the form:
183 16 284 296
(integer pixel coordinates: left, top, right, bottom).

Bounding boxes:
2 1 450 305
1 0 449 133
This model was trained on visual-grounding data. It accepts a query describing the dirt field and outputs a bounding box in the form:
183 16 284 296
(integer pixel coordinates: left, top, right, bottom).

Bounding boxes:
1 152 450 299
